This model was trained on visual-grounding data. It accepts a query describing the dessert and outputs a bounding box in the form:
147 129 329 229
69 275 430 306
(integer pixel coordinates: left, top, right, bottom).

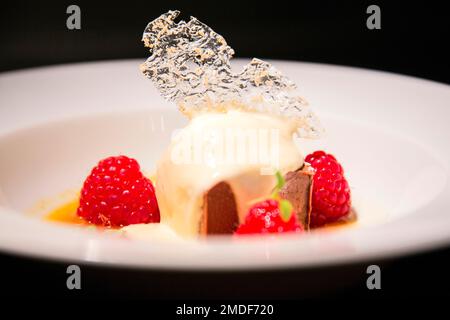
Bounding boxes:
44 10 356 238
139 10 323 237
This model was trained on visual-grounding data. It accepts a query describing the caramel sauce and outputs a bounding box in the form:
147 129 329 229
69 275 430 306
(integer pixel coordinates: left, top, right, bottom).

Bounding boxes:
45 196 357 232
45 198 87 225
319 208 358 230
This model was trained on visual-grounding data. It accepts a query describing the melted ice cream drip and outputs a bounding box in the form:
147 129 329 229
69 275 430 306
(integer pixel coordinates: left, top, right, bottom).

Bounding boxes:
140 10 322 138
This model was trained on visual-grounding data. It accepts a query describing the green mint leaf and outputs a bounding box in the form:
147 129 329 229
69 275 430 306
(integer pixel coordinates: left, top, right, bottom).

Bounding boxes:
275 171 285 190
279 199 293 222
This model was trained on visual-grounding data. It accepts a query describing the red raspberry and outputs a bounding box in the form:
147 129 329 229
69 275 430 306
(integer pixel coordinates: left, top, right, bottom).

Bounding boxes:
305 151 351 227
77 155 160 227
235 199 303 235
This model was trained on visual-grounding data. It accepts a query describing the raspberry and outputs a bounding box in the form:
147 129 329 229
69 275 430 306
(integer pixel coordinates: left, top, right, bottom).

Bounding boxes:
235 199 303 235
305 151 351 227
77 155 160 227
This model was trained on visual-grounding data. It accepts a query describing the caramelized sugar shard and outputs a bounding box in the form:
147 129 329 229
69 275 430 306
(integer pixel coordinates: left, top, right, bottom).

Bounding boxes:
201 181 239 235
141 10 323 138
141 10 235 105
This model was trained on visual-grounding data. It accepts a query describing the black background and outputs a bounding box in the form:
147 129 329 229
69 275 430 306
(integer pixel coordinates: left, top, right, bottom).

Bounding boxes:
1 0 449 84
0 0 449 302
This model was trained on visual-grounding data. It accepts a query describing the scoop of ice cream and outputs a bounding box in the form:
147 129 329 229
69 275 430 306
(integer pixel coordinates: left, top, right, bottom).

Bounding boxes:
155 110 304 237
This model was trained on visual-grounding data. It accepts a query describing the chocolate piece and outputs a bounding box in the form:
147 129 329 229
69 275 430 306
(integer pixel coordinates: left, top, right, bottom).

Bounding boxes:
201 181 239 235
279 164 314 229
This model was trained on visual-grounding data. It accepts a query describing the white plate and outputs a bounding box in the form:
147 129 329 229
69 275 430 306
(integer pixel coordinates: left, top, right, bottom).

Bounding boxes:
0 59 449 270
